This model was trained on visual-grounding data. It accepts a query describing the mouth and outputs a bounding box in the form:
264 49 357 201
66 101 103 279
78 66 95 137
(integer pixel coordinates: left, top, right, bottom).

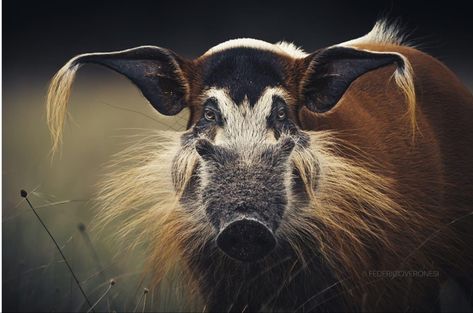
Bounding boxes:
216 218 277 262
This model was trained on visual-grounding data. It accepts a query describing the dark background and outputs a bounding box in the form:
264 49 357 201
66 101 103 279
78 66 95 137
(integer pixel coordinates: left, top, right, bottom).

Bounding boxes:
4 0 473 83
3 1 472 312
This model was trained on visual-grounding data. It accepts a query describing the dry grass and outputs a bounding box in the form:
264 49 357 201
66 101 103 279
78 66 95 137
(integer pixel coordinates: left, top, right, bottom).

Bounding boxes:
3 72 193 312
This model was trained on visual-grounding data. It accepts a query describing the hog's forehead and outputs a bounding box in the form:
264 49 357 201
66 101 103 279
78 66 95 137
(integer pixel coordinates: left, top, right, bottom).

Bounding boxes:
200 48 292 105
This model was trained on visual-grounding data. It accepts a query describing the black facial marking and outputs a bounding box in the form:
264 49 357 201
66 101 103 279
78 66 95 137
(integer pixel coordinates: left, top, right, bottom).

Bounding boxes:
195 139 237 165
268 96 298 139
202 97 224 126
192 97 223 138
202 48 286 105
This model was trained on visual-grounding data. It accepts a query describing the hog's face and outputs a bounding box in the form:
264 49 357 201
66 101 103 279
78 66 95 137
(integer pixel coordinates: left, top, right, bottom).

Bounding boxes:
175 85 311 261
47 38 409 264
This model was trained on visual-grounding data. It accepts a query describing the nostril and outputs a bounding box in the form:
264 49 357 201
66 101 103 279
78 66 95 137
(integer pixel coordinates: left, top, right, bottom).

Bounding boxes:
216 219 276 262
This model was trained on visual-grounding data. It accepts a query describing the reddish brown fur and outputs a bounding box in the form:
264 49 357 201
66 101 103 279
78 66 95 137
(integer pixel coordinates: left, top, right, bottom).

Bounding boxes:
297 45 473 310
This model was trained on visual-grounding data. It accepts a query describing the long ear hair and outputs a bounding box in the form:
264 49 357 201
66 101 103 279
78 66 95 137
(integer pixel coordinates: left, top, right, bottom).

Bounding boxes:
46 46 191 155
46 60 81 154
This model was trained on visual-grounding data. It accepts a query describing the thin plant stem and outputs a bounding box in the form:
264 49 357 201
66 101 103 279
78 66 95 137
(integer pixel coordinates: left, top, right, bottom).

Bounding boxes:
87 279 115 313
133 288 149 313
78 223 115 311
20 189 94 312
142 288 149 313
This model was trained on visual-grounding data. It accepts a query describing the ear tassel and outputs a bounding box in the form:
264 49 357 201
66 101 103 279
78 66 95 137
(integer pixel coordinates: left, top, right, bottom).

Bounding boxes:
46 46 190 157
393 57 418 138
46 58 82 156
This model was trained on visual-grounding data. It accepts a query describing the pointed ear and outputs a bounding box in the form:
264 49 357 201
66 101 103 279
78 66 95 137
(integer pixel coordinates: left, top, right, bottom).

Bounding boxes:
47 45 192 153
67 46 189 115
300 46 405 113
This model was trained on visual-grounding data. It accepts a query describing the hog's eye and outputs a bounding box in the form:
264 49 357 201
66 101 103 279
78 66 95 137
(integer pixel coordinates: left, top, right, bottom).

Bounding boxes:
277 108 287 121
204 109 216 122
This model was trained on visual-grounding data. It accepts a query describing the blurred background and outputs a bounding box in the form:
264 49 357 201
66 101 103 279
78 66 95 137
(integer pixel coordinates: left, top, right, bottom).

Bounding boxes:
3 0 472 311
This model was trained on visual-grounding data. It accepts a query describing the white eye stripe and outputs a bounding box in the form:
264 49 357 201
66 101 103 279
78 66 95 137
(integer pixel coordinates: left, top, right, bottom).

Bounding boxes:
203 87 290 149
203 87 288 117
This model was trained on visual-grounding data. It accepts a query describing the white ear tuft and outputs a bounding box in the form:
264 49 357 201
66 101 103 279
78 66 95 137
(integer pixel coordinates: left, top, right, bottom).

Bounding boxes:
339 19 414 48
46 59 82 156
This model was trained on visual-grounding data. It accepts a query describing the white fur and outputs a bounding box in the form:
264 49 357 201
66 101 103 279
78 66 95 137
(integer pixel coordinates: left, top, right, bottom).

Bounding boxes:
203 38 307 58
274 41 309 58
205 87 289 158
338 19 409 48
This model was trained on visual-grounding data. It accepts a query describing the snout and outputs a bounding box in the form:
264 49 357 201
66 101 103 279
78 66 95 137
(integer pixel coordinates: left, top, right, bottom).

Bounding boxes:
217 218 276 262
